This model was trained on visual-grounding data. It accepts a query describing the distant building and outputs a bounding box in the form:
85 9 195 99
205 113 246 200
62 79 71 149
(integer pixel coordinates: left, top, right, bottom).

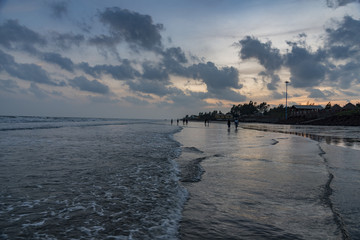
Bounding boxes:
189 115 199 120
214 113 233 120
331 104 342 112
290 105 323 117
225 113 233 119
343 102 356 111
215 113 225 120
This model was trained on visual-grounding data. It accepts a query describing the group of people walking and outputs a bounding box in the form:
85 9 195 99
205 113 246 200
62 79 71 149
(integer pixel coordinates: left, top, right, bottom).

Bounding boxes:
171 118 188 125
227 119 239 129
171 118 240 130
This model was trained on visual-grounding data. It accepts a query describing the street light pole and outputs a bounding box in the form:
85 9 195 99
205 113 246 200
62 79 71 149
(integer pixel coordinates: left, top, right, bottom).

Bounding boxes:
285 81 289 120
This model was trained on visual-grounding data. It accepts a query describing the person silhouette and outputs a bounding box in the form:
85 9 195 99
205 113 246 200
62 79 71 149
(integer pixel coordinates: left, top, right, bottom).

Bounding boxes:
234 118 239 129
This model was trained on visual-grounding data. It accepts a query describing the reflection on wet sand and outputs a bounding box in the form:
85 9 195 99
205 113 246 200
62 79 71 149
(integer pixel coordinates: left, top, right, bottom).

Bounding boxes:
241 123 360 150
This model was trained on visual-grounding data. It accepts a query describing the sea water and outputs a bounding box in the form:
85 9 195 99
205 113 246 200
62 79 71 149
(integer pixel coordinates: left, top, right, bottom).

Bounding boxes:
0 116 186 239
176 122 360 240
1 117 359 239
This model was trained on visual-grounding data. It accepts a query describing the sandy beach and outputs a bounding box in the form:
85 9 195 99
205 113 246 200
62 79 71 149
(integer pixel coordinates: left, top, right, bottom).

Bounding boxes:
175 121 360 239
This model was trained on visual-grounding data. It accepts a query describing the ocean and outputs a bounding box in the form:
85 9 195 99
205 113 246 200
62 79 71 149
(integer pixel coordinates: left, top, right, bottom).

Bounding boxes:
0 117 359 239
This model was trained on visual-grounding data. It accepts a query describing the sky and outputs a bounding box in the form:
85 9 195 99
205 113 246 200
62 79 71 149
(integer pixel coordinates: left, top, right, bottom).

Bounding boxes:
0 0 359 119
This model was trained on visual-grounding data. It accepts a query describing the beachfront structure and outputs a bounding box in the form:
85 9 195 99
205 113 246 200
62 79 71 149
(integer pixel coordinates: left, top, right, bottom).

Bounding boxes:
215 113 233 120
290 105 324 117
343 102 356 111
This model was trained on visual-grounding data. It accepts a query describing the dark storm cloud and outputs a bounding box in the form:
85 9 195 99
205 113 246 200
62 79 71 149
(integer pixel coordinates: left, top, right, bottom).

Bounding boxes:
0 49 60 86
161 47 189 76
189 62 241 90
41 52 74 72
69 76 110 94
142 62 169 81
49 1 68 19
78 60 140 80
0 19 46 51
6 63 54 85
325 16 360 88
329 45 356 59
328 60 360 89
163 47 187 64
285 45 327 88
236 36 284 92
326 16 360 46
94 7 164 51
185 62 245 101
237 36 283 72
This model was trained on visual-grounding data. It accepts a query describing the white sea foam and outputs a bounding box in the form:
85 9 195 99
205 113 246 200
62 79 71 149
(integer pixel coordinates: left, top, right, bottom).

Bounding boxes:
0 117 186 239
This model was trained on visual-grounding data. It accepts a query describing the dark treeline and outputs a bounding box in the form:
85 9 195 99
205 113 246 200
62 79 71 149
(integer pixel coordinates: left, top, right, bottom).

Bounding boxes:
187 101 286 121
185 100 360 126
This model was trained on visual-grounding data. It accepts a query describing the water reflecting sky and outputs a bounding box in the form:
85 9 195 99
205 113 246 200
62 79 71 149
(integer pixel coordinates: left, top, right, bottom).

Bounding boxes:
240 123 360 150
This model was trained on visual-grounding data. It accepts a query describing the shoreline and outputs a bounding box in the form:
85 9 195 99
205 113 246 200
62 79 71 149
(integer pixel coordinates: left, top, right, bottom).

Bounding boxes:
188 114 360 127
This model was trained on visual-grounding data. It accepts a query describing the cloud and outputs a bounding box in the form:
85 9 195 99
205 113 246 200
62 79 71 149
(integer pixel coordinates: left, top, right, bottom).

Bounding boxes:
7 63 57 85
69 76 110 94
94 7 164 51
236 36 284 92
28 83 49 99
78 60 140 80
325 16 360 89
339 89 360 96
88 95 119 104
271 91 285 100
163 47 187 64
127 79 181 96
328 45 356 59
307 88 335 99
142 62 169 81
186 61 245 101
41 52 74 72
0 79 19 93
161 47 189 76
236 20 360 93
164 91 208 108
326 16 360 48
237 36 283 72
258 71 281 91
189 62 241 90
0 19 46 52
122 96 150 105
0 50 61 86
326 0 360 8
206 88 246 102
49 1 68 19
285 45 327 88
50 32 85 50
328 60 360 89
